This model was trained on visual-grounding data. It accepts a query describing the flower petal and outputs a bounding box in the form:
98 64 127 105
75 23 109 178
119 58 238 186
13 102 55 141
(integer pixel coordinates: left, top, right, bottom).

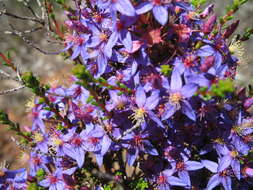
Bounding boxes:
148 111 164 128
105 32 119 58
145 90 160 110
120 30 132 52
115 0 135 16
231 159 240 180
135 86 146 107
178 171 191 186
185 161 203 171
170 69 182 90
167 176 187 187
181 83 198 98
182 101 196 121
206 174 220 190
218 155 232 172
221 176 232 190
152 6 168 25
201 160 218 173
162 104 177 120
136 2 153 15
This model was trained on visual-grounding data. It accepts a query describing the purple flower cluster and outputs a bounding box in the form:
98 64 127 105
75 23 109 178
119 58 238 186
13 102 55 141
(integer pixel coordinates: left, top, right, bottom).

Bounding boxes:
2 0 253 189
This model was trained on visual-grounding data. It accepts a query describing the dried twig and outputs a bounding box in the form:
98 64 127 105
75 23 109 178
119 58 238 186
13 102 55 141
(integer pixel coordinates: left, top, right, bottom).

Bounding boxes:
0 9 44 25
0 85 25 95
8 26 60 55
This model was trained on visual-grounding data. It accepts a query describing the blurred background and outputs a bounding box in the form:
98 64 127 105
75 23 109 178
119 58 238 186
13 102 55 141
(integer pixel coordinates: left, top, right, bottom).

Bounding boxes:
0 0 252 169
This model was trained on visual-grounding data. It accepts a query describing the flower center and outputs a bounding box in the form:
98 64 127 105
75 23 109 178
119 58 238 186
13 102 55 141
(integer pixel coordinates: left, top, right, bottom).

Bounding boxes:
169 92 183 104
93 13 103 23
157 175 166 185
48 175 58 184
230 150 238 158
184 55 195 68
32 157 42 165
152 0 161 6
52 137 63 146
116 99 126 109
65 34 85 46
99 33 108 42
132 107 146 123
176 161 185 171
34 133 44 143
88 137 99 145
134 135 143 146
72 137 82 146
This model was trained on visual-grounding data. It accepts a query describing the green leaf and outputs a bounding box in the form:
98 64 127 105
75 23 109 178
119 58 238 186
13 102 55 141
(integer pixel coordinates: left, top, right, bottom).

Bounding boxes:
190 0 206 8
160 65 172 76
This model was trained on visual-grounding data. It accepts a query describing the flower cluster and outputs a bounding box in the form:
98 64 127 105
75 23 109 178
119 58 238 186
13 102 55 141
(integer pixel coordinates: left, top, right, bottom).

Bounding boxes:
1 0 253 189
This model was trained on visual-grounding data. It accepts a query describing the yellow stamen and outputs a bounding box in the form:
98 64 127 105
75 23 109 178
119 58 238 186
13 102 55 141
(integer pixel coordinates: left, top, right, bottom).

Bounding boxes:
169 92 183 105
99 33 108 42
230 150 238 158
130 107 146 124
229 39 248 65
52 137 63 146
34 133 44 143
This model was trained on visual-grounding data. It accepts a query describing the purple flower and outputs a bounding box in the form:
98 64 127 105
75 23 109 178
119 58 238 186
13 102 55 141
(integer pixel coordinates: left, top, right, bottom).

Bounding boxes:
39 169 66 190
131 86 163 128
62 127 87 168
108 15 136 53
162 69 198 121
156 168 187 190
0 168 27 189
97 0 135 17
202 160 232 190
216 145 241 180
81 123 111 166
172 156 203 187
106 90 128 111
136 1 169 25
64 33 90 60
29 152 51 176
122 132 158 166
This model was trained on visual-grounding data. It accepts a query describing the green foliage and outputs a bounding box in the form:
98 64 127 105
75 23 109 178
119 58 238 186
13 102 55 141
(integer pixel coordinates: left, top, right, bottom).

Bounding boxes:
72 65 92 82
160 65 172 76
129 178 149 190
55 0 65 4
199 79 235 100
211 79 234 98
21 72 42 95
190 0 206 8
27 183 43 190
36 168 46 181
240 27 253 41
104 184 113 190
0 110 10 125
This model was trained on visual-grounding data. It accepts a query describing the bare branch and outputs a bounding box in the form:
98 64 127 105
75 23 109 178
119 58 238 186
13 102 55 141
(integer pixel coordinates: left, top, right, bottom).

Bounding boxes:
22 0 41 19
4 26 43 35
0 85 25 95
8 26 60 55
0 9 44 25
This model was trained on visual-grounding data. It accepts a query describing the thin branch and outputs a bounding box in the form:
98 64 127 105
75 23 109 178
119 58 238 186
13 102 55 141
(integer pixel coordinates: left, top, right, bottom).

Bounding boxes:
22 0 41 19
0 9 44 25
9 26 60 55
0 85 25 95
4 26 43 35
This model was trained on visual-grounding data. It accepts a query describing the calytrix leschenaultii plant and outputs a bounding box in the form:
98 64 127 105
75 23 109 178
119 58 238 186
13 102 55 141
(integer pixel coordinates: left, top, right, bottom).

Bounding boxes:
1 0 253 189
